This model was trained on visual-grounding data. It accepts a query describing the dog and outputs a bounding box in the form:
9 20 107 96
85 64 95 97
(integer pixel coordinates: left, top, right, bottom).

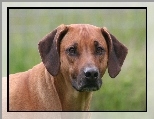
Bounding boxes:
9 24 128 111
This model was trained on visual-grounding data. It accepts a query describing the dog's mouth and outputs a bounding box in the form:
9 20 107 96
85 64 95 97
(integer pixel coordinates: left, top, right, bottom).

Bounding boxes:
78 84 100 92
71 77 102 92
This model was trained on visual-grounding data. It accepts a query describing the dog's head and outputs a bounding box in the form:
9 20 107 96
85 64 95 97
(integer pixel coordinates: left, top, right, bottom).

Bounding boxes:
38 24 128 92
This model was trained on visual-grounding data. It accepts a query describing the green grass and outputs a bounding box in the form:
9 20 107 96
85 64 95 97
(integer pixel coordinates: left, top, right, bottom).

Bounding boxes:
9 9 146 111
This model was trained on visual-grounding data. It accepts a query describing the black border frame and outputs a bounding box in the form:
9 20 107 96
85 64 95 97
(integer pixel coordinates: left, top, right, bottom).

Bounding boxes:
7 7 147 112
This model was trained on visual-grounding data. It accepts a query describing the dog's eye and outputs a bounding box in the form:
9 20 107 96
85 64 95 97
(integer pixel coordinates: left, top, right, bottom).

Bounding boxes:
96 47 104 55
94 41 105 55
67 47 77 56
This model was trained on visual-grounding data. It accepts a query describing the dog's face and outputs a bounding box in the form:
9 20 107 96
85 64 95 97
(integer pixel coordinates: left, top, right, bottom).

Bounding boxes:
60 24 108 91
38 24 128 92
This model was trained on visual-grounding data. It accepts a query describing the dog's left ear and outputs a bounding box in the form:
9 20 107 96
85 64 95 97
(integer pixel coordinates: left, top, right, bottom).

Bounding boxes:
101 27 128 78
38 24 68 76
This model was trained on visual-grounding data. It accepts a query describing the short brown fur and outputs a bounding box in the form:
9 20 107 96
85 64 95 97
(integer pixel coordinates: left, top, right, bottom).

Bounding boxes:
9 24 128 111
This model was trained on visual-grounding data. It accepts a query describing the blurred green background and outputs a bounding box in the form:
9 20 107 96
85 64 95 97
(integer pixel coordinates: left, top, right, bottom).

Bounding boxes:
9 9 146 111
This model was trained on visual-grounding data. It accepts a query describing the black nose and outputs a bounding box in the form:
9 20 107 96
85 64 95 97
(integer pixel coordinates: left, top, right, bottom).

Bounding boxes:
84 67 99 80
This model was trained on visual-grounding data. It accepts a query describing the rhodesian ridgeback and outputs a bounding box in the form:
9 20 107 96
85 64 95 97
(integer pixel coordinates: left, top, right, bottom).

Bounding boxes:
9 24 128 111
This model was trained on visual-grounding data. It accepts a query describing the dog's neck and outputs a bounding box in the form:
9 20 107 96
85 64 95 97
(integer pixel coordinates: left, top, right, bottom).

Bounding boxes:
53 73 93 111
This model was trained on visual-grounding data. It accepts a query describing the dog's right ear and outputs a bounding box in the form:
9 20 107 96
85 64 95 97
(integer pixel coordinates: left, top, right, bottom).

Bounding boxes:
38 24 68 76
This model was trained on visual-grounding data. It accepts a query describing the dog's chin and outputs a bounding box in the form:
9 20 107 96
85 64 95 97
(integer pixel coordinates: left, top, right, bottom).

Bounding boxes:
72 79 102 92
78 86 100 92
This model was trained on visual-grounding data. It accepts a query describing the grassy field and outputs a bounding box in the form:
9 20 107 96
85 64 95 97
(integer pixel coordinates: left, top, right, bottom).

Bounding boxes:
9 9 146 111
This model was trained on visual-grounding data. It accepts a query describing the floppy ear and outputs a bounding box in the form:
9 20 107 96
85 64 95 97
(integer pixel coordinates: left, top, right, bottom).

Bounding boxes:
101 27 128 78
38 24 68 76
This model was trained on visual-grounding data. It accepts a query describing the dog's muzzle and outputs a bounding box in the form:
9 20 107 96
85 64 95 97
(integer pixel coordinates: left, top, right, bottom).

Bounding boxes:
72 66 102 92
